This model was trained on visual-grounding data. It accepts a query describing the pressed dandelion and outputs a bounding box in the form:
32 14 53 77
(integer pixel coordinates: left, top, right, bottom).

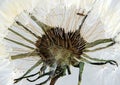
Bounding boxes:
1 0 120 85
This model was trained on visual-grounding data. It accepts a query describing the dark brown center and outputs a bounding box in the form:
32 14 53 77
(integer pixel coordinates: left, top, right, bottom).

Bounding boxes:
35 27 86 66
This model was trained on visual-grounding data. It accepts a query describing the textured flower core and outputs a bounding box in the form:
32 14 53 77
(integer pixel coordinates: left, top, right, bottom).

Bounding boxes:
35 27 86 67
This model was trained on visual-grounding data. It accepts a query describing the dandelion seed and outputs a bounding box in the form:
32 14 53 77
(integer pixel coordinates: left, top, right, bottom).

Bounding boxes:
0 0 120 85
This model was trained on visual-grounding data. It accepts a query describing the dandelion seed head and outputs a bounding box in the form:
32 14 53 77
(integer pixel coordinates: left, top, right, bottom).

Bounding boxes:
0 0 120 85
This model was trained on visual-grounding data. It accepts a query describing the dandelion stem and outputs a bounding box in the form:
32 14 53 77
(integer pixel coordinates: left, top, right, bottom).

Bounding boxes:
8 28 34 44
50 66 66 85
78 62 84 85
50 75 60 85
4 37 34 49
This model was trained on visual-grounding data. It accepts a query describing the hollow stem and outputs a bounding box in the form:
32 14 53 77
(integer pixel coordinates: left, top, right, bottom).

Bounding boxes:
50 66 66 85
50 75 60 85
78 62 84 85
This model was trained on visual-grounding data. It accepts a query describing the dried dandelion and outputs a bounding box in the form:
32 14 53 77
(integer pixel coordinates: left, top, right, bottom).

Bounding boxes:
0 0 120 85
